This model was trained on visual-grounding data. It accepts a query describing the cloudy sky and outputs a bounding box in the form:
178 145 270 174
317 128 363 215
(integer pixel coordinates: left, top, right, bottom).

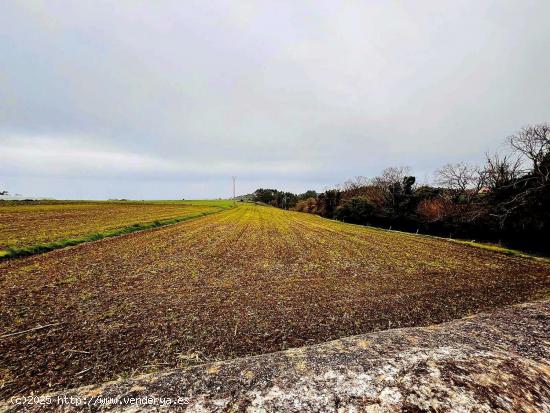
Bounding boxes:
1 1 549 199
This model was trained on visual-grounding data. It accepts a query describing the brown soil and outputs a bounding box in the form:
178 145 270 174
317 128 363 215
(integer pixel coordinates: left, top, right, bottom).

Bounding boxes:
0 204 549 399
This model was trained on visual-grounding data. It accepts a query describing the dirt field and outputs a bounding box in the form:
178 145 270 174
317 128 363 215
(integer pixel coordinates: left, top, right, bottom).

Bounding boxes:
1 204 549 398
0 201 225 252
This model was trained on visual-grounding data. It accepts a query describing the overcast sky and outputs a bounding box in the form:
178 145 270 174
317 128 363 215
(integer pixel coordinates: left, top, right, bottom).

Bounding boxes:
1 1 549 199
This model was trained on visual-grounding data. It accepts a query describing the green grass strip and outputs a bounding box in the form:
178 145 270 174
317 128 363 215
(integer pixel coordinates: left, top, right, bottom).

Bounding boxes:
0 207 233 260
445 239 550 262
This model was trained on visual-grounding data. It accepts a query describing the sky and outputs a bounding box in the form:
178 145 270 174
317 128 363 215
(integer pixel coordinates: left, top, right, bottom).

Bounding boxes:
1 1 549 199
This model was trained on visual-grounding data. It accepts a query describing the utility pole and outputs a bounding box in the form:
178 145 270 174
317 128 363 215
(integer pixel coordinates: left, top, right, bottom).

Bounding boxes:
232 176 236 204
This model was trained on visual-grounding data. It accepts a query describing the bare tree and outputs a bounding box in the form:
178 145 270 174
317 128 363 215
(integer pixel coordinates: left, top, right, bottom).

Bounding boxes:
484 124 550 227
483 152 522 190
507 123 550 185
370 166 411 208
340 176 371 198
374 166 411 187
371 167 411 193
338 168 413 209
435 162 484 202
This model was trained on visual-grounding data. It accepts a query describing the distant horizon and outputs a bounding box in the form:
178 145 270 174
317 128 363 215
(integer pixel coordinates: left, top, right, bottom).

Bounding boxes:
0 170 438 200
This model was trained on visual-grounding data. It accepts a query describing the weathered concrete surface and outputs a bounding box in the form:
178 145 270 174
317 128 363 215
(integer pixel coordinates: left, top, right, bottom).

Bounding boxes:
3 300 549 412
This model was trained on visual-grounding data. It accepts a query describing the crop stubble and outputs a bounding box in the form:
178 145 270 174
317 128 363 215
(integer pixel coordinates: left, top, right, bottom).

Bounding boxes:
0 204 549 398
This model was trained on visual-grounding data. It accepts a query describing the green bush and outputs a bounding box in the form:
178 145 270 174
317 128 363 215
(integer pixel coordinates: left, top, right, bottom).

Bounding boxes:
335 197 375 224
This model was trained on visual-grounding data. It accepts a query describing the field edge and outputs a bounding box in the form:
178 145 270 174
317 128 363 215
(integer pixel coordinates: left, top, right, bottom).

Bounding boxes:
311 213 550 263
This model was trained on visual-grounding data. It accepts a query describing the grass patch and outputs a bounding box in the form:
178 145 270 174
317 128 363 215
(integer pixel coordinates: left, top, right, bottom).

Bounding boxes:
447 239 550 263
0 208 229 260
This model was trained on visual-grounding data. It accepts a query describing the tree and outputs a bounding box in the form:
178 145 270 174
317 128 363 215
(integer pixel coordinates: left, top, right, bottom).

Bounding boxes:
402 176 416 195
417 197 457 223
317 189 341 218
253 188 280 205
435 162 484 203
369 166 411 210
335 197 375 224
252 188 299 209
508 123 550 184
294 197 317 214
339 176 371 199
483 153 522 190
298 190 318 200
486 124 550 228
276 191 298 209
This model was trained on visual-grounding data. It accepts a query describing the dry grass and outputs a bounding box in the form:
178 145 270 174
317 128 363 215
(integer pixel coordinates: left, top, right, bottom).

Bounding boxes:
0 204 549 398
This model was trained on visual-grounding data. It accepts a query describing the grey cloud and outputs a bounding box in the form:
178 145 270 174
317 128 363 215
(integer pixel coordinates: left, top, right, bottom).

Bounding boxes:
1 0 549 198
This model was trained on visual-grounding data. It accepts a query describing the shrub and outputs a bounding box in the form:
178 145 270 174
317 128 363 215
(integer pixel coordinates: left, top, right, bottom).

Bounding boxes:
334 197 375 224
416 197 458 222
294 197 318 214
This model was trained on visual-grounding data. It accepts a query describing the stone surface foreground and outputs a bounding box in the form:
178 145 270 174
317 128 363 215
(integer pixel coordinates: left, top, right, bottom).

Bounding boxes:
3 300 549 412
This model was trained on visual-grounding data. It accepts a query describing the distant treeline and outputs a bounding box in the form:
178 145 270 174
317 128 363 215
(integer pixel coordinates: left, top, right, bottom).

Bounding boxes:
252 123 550 255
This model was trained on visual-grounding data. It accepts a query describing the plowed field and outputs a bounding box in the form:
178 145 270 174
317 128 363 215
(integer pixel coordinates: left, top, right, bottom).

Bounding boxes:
1 204 549 398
